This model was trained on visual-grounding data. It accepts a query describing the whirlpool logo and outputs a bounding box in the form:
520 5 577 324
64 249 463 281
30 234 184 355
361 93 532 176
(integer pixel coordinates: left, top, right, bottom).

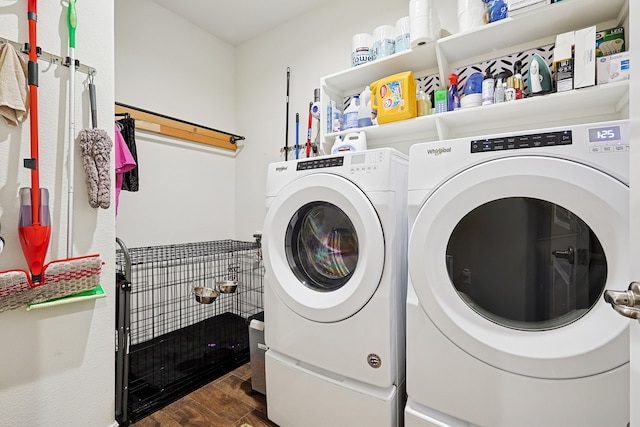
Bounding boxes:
427 146 452 156
275 166 288 172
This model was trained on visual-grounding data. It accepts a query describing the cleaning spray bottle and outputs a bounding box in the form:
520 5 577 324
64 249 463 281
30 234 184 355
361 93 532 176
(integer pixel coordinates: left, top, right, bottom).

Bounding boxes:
447 73 460 111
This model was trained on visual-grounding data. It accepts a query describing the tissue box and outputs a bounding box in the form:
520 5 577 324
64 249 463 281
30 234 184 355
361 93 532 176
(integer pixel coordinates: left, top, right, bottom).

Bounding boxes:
597 52 630 85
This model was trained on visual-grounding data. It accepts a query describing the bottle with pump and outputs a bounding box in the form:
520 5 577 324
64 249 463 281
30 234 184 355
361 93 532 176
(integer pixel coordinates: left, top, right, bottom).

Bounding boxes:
482 68 495 106
343 95 360 130
357 86 373 127
447 73 460 111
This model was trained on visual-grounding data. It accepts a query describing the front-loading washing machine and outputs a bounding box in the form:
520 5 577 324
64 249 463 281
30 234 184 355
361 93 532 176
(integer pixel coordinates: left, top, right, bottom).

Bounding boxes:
262 148 407 427
405 120 630 427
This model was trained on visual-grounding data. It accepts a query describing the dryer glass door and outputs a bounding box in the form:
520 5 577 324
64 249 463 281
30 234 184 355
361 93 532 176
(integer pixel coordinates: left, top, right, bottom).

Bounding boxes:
408 155 629 379
447 197 606 331
285 201 359 292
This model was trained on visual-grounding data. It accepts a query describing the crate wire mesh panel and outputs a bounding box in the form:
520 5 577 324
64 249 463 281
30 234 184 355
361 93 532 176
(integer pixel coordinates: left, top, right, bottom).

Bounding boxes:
115 239 264 424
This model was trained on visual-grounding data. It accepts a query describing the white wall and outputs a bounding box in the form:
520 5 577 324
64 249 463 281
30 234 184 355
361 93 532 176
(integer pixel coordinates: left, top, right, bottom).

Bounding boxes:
0 2 116 426
114 0 238 247
233 0 412 240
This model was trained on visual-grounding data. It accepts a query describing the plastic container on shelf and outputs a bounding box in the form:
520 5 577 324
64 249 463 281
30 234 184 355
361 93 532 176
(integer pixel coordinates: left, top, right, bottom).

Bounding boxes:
416 89 432 116
343 95 360 130
370 71 417 124
358 86 373 127
331 131 367 154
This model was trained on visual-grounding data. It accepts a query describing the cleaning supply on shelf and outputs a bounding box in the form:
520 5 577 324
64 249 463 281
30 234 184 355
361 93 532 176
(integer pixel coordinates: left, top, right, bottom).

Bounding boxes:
370 71 417 124
460 72 483 108
493 77 505 103
447 73 460 111
513 60 524 99
434 88 447 113
505 77 516 101
416 89 431 116
481 68 495 106
332 102 342 133
357 86 373 127
331 131 367 154
343 95 360 130
372 25 396 60
352 33 373 67
484 0 508 23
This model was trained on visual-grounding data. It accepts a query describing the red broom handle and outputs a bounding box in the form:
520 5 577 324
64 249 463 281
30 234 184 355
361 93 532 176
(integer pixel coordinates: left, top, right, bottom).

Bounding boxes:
27 0 40 225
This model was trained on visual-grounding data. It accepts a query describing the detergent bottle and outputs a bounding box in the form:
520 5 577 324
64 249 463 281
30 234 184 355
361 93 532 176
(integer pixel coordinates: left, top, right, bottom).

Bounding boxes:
331 132 367 154
370 71 417 124
343 95 360 130
357 86 373 127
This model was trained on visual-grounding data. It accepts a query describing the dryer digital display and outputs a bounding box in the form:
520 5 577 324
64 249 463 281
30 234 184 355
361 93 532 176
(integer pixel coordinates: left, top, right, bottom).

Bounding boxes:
588 125 621 142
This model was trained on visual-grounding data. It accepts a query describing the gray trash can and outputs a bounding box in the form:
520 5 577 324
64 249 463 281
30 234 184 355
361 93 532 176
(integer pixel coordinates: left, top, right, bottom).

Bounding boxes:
248 312 266 395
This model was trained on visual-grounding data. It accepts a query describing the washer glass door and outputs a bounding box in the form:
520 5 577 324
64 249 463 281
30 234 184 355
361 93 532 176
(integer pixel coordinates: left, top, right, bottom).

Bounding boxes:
286 202 359 292
264 173 385 323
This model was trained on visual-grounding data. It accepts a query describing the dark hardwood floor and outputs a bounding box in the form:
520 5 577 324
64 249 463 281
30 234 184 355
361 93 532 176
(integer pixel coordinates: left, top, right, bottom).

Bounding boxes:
131 363 278 427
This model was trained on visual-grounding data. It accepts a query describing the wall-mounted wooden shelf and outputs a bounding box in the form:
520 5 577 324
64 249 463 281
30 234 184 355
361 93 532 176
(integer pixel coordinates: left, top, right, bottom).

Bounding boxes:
115 103 244 151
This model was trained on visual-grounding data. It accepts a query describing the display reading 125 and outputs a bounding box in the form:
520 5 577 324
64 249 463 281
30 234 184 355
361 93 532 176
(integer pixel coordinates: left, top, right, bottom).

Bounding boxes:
588 126 621 142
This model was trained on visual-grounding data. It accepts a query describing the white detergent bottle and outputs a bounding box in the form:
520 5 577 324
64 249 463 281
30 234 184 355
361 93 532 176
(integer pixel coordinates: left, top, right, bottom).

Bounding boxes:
331 131 367 154
343 95 360 130
358 86 373 127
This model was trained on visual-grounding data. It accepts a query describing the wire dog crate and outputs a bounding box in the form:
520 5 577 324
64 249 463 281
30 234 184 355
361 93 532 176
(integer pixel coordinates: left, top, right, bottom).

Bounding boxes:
115 238 264 425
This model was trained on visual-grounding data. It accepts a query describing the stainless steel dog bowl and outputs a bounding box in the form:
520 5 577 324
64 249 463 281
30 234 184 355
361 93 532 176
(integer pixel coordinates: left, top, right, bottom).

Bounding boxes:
193 286 220 304
217 280 239 294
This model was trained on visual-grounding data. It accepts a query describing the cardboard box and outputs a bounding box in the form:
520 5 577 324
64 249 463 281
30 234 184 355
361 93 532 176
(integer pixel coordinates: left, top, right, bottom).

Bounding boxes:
553 31 574 92
597 52 630 85
596 27 625 57
574 26 596 89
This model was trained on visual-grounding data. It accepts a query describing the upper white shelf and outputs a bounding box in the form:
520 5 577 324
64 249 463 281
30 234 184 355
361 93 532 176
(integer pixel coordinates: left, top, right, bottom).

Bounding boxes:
322 42 437 94
321 0 627 95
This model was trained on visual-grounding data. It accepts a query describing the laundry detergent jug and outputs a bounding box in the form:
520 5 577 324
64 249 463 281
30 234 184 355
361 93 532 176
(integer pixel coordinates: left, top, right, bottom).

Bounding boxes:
370 71 417 124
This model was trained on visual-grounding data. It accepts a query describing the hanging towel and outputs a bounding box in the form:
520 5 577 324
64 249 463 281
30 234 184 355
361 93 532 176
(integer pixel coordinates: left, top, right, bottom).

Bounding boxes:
116 117 139 191
115 124 136 215
0 42 29 126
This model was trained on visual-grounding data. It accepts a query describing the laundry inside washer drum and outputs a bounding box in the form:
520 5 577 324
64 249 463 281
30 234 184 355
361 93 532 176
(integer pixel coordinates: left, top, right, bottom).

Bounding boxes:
286 202 359 292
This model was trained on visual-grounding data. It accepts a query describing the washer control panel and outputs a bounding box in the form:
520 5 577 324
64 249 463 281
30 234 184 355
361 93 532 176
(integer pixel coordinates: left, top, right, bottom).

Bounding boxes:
296 156 344 170
471 131 572 153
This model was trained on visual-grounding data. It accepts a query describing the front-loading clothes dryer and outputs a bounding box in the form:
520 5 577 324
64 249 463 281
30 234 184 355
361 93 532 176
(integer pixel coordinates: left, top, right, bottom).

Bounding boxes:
262 148 408 427
405 120 630 427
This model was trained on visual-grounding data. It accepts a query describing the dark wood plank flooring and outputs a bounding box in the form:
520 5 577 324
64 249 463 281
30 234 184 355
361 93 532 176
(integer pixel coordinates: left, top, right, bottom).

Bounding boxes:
131 363 278 427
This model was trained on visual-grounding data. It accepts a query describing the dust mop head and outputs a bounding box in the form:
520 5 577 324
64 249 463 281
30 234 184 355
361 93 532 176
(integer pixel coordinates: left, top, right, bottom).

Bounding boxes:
0 254 102 313
78 128 112 209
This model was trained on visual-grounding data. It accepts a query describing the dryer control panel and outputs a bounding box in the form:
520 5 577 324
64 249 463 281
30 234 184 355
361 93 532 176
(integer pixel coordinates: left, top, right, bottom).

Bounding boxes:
471 131 572 153
586 123 628 153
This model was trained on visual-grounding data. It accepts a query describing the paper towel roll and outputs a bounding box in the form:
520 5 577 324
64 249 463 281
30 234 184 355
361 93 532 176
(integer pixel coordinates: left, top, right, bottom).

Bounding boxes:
395 16 411 53
410 0 440 47
351 33 373 67
457 0 487 33
372 25 396 60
